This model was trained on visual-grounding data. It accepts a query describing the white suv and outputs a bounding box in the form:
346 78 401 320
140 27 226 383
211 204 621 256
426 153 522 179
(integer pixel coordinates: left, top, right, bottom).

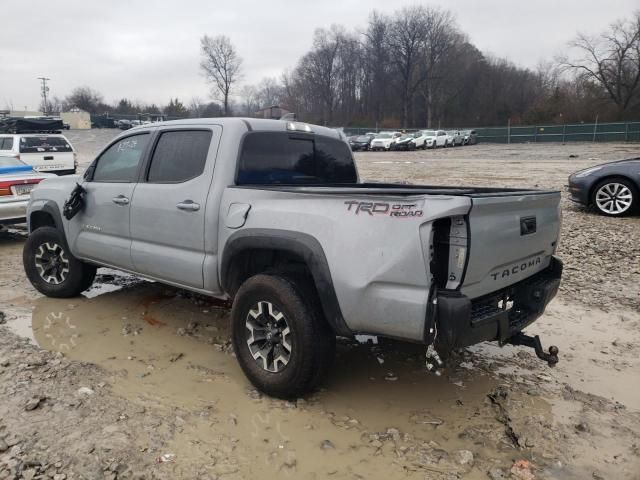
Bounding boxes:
0 134 77 175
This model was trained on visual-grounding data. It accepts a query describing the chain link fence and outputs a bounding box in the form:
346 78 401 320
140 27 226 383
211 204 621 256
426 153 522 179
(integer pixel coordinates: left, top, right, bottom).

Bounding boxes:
340 121 640 143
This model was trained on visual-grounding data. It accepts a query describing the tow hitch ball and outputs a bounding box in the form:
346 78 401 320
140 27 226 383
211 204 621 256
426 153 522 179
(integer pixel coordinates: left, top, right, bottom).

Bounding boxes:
508 333 559 366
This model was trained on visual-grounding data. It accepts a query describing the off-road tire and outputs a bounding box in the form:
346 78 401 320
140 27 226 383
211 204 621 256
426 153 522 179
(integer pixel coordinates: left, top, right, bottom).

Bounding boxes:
231 274 335 399
591 177 638 217
23 226 96 298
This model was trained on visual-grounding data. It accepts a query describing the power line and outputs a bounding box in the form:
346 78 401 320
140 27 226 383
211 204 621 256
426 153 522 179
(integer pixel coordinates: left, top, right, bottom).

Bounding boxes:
37 77 50 114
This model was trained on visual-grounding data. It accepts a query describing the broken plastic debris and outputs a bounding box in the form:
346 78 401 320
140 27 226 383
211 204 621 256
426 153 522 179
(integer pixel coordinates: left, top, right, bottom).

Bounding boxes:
157 453 176 463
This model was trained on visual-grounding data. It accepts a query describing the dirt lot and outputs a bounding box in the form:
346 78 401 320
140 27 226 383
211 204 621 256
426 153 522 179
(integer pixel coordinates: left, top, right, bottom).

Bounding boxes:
1 130 639 480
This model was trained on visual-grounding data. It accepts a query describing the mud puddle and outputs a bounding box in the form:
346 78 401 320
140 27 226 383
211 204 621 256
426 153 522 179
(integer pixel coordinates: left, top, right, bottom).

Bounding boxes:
3 277 544 478
4 272 639 478
469 301 640 411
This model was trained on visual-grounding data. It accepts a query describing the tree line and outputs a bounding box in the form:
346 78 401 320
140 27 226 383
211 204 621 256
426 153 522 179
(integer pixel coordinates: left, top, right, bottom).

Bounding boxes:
42 6 640 128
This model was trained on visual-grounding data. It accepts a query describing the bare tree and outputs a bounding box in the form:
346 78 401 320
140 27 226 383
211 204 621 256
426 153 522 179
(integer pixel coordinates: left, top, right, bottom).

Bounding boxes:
560 12 640 118
64 86 104 113
387 6 429 128
296 26 345 125
417 8 459 127
200 35 243 116
256 77 284 108
362 12 391 125
239 85 259 115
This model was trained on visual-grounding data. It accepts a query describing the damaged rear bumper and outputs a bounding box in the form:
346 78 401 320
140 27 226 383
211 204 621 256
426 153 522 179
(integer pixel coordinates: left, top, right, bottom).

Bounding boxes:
431 256 563 349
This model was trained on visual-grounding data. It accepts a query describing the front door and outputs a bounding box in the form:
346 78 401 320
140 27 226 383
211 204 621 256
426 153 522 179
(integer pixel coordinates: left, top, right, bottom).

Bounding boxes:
68 132 151 270
130 127 219 289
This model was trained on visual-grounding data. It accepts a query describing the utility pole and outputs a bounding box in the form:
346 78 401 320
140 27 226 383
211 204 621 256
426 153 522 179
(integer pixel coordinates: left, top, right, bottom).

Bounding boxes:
37 77 50 114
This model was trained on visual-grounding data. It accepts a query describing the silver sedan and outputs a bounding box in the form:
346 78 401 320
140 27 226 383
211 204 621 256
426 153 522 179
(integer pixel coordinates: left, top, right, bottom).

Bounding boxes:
0 156 54 225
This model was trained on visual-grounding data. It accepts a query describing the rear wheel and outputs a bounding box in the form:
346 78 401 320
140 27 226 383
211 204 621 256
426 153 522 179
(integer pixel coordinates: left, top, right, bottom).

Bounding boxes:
231 274 335 399
23 227 96 297
592 178 637 216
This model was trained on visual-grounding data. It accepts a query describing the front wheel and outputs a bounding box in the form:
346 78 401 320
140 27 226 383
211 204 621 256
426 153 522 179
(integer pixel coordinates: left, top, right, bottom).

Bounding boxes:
592 178 637 216
23 227 96 298
231 274 335 399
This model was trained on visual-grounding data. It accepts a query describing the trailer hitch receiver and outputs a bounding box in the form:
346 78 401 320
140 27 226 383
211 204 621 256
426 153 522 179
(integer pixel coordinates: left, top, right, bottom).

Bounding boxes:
508 332 559 366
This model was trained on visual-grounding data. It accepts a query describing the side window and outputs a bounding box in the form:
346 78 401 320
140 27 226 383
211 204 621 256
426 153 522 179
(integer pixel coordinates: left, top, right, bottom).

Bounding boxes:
147 130 212 183
93 134 149 183
0 138 13 150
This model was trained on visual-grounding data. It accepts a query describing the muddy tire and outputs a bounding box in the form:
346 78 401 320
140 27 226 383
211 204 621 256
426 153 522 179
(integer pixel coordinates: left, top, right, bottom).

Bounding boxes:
23 226 96 298
231 274 335 399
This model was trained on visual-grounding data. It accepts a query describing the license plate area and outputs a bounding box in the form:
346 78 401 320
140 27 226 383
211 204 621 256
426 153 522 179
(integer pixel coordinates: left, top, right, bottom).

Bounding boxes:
13 184 36 196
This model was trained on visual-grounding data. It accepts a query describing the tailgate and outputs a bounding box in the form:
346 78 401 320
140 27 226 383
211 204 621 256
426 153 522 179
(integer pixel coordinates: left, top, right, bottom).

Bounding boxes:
21 152 74 172
461 191 561 299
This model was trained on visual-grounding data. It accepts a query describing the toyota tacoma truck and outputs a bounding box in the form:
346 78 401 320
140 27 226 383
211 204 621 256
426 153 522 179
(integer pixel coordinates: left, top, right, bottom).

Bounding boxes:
22 118 562 398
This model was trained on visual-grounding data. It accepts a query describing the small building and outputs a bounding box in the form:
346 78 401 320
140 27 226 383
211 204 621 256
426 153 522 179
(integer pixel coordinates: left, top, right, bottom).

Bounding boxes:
254 105 290 120
60 110 91 129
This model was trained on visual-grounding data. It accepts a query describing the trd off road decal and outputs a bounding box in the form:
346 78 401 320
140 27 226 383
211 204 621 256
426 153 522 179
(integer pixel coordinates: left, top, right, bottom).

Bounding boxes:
344 201 423 217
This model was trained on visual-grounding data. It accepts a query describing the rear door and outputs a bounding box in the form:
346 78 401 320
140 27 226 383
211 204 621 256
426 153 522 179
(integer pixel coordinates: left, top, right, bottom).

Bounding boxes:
68 132 151 269
461 191 561 299
129 127 220 288
18 135 75 173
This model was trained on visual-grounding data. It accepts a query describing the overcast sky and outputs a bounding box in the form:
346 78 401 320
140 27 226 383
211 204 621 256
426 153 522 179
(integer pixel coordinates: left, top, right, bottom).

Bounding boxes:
1 0 637 110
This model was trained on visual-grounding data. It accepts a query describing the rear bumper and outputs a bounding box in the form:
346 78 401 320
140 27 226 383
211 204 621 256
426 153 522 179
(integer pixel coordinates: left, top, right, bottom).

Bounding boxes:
0 199 29 225
434 256 562 349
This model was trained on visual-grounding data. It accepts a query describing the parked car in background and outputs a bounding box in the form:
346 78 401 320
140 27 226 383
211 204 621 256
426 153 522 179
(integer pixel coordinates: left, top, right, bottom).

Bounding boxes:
409 131 429 149
568 157 640 216
370 131 401 151
0 133 77 175
348 134 374 151
463 130 478 145
117 120 132 130
391 134 417 151
431 130 449 148
448 130 464 146
0 156 53 225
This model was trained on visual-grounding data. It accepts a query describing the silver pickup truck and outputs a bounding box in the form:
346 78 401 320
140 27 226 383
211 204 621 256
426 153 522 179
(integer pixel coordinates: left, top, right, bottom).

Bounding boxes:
23 118 562 398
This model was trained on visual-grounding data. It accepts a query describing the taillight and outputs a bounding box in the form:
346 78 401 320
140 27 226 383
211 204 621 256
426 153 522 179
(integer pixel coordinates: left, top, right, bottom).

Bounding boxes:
0 178 43 196
0 181 12 196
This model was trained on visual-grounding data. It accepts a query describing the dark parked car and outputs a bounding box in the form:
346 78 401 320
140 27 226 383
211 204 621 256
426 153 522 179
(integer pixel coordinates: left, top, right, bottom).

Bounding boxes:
462 130 477 145
117 119 132 130
348 134 374 151
568 157 640 216
390 134 417 151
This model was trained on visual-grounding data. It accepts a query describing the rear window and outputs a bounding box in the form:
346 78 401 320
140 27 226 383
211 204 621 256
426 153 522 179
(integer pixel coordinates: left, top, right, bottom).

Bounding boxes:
19 136 73 153
237 132 357 185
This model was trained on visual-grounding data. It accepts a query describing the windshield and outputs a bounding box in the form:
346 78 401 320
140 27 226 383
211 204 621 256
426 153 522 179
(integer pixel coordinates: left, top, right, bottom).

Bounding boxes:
0 156 26 168
422 130 436 136
355 136 370 142
399 135 412 140
376 133 392 139
19 136 73 153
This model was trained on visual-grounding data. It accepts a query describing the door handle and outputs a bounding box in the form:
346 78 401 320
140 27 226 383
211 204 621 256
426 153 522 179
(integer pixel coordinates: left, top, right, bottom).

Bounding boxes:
176 200 200 211
112 195 129 205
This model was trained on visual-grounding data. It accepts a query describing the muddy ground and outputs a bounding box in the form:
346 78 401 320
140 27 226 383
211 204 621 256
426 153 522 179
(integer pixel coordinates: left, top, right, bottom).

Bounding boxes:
0 130 639 480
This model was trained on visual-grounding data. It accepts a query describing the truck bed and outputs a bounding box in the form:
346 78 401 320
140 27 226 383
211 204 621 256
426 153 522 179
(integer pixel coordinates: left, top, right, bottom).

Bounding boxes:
231 182 560 197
